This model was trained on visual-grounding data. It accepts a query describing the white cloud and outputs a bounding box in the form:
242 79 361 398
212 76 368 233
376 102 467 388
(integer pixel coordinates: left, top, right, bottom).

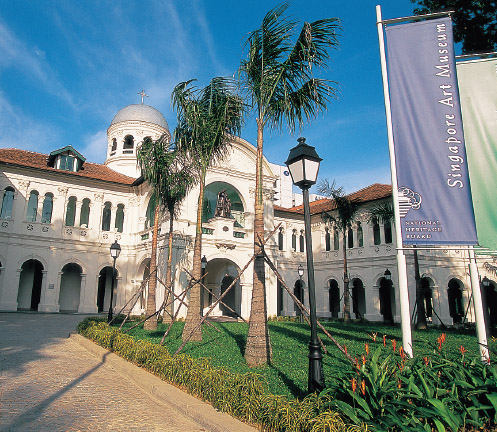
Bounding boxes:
81 130 108 164
0 92 61 151
0 19 74 107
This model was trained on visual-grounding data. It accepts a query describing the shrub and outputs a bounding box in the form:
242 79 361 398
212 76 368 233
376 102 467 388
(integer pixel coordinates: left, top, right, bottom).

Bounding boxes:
324 333 497 431
78 318 354 432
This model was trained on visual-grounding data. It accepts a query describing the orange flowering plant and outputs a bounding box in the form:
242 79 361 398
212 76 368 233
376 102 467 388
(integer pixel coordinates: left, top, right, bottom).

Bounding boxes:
322 333 497 431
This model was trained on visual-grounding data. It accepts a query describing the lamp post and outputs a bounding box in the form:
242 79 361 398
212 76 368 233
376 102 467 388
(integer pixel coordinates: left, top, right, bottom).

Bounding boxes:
108 240 121 322
201 255 208 315
286 137 324 393
298 264 304 323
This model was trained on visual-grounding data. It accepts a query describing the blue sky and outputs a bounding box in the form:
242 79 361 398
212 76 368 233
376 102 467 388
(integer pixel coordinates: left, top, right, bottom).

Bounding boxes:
0 0 420 193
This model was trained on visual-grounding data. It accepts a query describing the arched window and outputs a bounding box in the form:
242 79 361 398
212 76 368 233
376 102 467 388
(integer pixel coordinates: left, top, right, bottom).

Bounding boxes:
26 190 39 222
102 202 111 231
0 186 14 219
65 196 77 226
41 193 53 224
291 229 297 251
357 222 363 247
299 230 305 252
347 225 354 249
278 227 284 251
115 204 124 233
123 135 134 151
384 220 392 244
145 194 156 229
373 217 381 245
111 138 117 153
325 228 331 251
80 198 90 227
333 227 339 250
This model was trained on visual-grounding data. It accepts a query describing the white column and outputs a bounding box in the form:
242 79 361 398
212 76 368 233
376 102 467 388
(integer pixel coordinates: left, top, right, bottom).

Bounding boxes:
469 247 489 361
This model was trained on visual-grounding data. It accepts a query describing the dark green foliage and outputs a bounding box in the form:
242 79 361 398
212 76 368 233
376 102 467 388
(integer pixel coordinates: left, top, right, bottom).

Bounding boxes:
325 333 497 431
78 319 360 431
410 0 497 54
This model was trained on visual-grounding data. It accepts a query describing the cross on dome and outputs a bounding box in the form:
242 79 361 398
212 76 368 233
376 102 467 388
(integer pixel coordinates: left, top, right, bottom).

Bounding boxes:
138 89 149 104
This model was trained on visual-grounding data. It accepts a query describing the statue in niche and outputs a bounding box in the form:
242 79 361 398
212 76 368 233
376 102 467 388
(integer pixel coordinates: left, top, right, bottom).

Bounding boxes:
215 189 231 218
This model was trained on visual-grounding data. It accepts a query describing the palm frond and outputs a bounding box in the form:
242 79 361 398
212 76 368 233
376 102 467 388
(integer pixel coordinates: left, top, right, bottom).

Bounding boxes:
317 179 360 233
368 202 394 224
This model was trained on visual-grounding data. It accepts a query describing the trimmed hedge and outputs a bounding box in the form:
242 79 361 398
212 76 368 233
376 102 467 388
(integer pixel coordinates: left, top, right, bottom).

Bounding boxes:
78 319 362 432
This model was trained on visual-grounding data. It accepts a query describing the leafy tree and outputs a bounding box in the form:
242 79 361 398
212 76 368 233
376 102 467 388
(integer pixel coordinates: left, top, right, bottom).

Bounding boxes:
411 0 497 53
137 136 194 330
172 77 244 342
238 2 341 367
317 180 359 322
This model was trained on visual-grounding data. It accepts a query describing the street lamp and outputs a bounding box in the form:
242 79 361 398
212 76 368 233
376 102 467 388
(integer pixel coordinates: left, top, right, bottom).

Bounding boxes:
108 240 121 322
384 269 392 280
297 264 305 323
286 137 324 393
482 276 491 288
201 255 208 315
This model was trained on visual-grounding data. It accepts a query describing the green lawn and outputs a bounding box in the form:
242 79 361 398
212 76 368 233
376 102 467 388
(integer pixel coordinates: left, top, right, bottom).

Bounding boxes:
118 319 485 399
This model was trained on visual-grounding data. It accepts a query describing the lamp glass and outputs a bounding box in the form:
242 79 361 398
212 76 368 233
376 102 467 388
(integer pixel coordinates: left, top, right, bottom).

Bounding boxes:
384 269 392 280
288 159 304 185
110 241 121 259
298 264 304 277
483 277 490 287
304 158 320 184
201 255 207 270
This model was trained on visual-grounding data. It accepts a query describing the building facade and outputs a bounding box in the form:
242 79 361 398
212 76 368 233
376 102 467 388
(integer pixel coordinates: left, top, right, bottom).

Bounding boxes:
0 103 495 326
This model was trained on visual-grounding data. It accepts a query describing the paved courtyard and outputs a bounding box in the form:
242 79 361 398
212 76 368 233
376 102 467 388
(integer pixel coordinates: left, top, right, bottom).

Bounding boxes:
0 312 255 431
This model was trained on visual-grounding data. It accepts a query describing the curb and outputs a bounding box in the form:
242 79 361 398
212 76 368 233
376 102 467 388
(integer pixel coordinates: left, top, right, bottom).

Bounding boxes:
70 334 257 432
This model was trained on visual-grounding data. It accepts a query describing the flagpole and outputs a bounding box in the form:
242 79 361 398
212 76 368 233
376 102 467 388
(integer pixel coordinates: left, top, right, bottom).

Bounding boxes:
468 246 490 361
376 4 413 357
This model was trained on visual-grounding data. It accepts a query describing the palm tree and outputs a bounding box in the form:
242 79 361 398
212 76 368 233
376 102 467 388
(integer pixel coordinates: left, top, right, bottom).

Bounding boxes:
317 180 359 322
137 136 195 330
238 2 341 367
172 77 244 342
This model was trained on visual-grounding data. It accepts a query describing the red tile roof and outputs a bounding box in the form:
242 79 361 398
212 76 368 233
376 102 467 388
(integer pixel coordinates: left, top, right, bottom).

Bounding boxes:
0 148 137 185
275 183 392 215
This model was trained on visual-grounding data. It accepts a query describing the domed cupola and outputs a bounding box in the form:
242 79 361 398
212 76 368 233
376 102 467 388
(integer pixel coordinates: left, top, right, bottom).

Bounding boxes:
105 100 170 178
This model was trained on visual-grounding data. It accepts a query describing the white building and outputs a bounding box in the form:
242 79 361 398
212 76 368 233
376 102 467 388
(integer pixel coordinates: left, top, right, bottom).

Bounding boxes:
0 103 495 326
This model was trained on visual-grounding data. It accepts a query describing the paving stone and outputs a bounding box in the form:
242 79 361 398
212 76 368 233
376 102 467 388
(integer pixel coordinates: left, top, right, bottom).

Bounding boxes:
0 313 223 431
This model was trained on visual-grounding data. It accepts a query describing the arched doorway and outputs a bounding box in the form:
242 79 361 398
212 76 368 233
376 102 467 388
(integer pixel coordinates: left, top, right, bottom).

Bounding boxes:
447 278 464 324
294 279 305 317
17 259 43 311
328 279 339 318
202 258 242 318
97 266 118 313
483 280 497 327
351 278 366 319
379 277 394 324
419 278 433 323
220 275 237 317
59 263 82 312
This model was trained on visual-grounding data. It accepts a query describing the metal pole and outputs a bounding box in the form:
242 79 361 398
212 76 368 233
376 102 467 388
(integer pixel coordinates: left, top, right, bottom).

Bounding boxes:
468 246 490 361
108 256 117 323
302 186 324 393
376 4 413 357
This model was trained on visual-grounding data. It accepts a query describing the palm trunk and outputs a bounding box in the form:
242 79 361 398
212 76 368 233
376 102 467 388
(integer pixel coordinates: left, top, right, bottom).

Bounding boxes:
342 231 351 322
245 118 271 367
144 205 159 330
163 210 175 324
414 247 427 329
182 173 205 342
